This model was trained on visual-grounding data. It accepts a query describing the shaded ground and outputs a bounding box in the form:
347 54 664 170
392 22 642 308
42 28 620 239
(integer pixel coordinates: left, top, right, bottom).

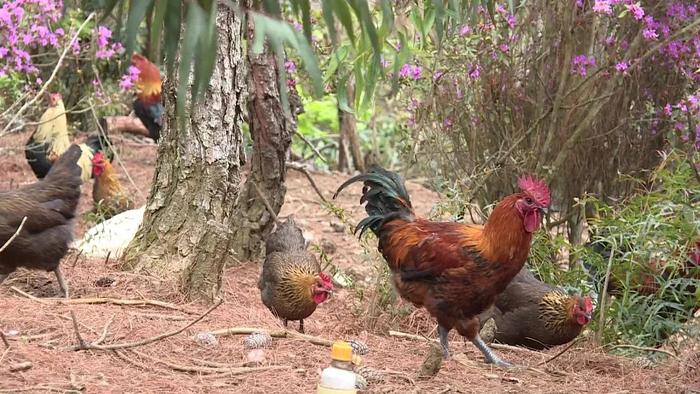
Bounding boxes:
0 130 698 393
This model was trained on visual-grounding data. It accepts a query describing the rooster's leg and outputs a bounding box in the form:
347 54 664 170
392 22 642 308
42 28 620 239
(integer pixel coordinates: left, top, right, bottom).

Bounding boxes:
298 320 305 334
438 325 451 359
471 335 511 368
0 274 7 286
53 268 70 299
283 319 288 329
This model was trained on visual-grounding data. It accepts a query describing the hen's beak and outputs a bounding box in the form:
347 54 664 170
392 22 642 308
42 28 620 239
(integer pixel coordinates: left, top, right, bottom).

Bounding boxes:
584 312 592 321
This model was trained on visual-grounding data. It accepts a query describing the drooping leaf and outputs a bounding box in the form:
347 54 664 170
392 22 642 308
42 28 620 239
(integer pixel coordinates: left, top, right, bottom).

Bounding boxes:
177 3 206 127
124 0 153 55
262 0 282 17
333 0 356 45
163 0 182 77
321 0 338 44
192 2 218 100
149 0 168 63
298 0 312 43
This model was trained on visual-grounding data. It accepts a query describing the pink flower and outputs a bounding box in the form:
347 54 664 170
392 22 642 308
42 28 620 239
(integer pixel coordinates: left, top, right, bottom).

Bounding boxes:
593 0 612 15
467 64 481 80
284 60 296 73
625 3 644 20
96 26 112 48
459 24 472 36
615 61 629 73
663 104 672 116
642 28 658 40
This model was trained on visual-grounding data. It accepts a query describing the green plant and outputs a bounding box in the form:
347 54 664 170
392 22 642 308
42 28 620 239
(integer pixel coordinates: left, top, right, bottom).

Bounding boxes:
578 150 700 349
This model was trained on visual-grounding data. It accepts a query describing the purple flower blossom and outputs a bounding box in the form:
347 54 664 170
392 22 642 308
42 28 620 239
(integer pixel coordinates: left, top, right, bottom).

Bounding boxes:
433 70 444 82
119 65 141 91
96 26 112 48
459 24 472 36
506 14 517 29
604 35 616 46
663 103 673 116
467 64 481 80
443 118 453 129
399 64 422 80
642 28 658 40
379 56 389 68
284 60 296 73
625 3 644 20
571 54 597 76
615 61 629 73
499 43 509 53
593 0 612 15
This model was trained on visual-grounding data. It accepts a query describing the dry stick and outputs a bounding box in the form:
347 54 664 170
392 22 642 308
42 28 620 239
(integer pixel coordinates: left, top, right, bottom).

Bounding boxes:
1 12 95 136
0 331 9 348
295 130 328 163
596 246 616 344
11 288 187 312
94 314 115 346
69 310 87 349
211 326 334 347
0 217 27 253
0 346 10 364
10 286 50 305
72 299 223 351
286 161 328 203
251 182 280 224
128 349 289 376
609 344 679 361
537 337 582 366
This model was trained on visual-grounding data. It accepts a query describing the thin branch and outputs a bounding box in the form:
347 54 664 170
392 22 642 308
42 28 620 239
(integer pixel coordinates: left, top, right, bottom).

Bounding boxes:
251 182 280 224
609 344 679 360
11 290 188 312
94 314 115 346
210 326 334 347
596 245 616 344
72 299 223 351
295 130 328 163
286 161 328 203
0 331 9 348
537 337 582 365
1 12 96 136
0 217 27 253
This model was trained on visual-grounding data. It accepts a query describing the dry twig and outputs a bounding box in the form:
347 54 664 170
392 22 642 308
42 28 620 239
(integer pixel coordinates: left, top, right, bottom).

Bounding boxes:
211 326 334 347
537 337 582 365
251 182 280 224
11 288 187 311
0 331 9 348
71 299 223 351
0 217 27 253
295 130 328 163
128 349 289 376
609 344 679 361
286 161 328 203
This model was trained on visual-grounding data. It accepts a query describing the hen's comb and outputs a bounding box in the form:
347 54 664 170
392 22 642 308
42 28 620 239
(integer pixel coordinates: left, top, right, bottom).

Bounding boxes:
583 296 593 313
517 175 551 206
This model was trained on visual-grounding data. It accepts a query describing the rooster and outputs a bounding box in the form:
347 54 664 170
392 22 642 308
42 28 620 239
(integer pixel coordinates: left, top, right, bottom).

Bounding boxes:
25 93 71 178
130 53 163 142
335 167 551 366
478 266 593 349
258 217 334 333
0 145 83 298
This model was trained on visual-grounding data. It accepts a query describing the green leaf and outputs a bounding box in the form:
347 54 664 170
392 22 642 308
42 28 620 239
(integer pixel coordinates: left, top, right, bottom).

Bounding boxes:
262 0 282 17
350 0 379 52
324 45 349 83
149 0 168 62
333 1 356 45
192 3 218 100
97 0 121 22
271 38 291 116
163 0 182 77
337 75 353 113
125 0 153 55
177 3 206 125
433 0 445 43
321 0 338 44
389 31 409 95
299 0 312 43
378 0 394 39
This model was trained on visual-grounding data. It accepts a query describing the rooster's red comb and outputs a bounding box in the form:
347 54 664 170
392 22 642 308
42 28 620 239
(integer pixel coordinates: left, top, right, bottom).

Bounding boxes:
517 175 551 207
583 296 593 313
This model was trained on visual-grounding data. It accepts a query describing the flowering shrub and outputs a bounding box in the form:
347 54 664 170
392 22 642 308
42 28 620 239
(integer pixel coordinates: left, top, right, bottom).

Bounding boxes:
390 1 698 222
0 0 124 115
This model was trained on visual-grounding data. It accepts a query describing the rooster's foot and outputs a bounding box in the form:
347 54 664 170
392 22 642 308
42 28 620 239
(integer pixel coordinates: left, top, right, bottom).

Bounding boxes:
438 325 451 359
471 334 513 368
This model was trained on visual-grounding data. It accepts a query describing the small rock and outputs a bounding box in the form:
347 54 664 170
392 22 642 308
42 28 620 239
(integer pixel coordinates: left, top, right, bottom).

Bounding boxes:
418 345 443 378
330 222 345 233
193 332 219 348
320 238 337 255
6 330 19 337
245 349 266 366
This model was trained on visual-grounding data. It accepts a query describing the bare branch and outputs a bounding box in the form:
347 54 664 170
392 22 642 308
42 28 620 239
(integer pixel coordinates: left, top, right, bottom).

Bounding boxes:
0 217 27 253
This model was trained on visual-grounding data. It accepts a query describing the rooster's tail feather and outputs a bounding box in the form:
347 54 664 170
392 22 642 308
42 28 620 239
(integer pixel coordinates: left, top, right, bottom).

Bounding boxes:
334 166 415 237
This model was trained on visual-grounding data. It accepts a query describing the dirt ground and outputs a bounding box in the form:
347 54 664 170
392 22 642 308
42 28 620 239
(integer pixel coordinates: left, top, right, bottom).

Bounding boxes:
0 130 698 394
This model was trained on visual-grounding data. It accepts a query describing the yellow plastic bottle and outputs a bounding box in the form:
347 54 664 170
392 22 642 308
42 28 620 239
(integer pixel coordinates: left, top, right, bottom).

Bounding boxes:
317 341 357 394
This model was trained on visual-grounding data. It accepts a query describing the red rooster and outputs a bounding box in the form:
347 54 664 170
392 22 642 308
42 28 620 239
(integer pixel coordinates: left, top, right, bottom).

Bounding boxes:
335 167 551 367
130 53 163 142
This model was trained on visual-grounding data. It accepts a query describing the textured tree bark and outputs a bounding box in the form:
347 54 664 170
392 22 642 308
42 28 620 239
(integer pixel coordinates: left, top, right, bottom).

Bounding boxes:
337 82 364 173
121 6 246 301
228 16 297 261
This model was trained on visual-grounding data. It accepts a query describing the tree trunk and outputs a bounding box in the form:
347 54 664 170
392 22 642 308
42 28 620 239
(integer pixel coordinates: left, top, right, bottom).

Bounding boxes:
121 6 246 302
228 16 297 261
337 82 364 173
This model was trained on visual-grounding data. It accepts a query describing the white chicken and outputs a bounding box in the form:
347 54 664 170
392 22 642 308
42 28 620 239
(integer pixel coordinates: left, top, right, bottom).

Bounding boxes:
74 206 144 259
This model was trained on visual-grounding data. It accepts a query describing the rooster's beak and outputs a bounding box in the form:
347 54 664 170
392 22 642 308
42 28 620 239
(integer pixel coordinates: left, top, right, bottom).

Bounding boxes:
539 207 549 215
584 312 592 321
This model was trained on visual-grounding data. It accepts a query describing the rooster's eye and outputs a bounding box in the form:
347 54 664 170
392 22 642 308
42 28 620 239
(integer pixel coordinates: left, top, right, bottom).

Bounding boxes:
525 197 533 204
